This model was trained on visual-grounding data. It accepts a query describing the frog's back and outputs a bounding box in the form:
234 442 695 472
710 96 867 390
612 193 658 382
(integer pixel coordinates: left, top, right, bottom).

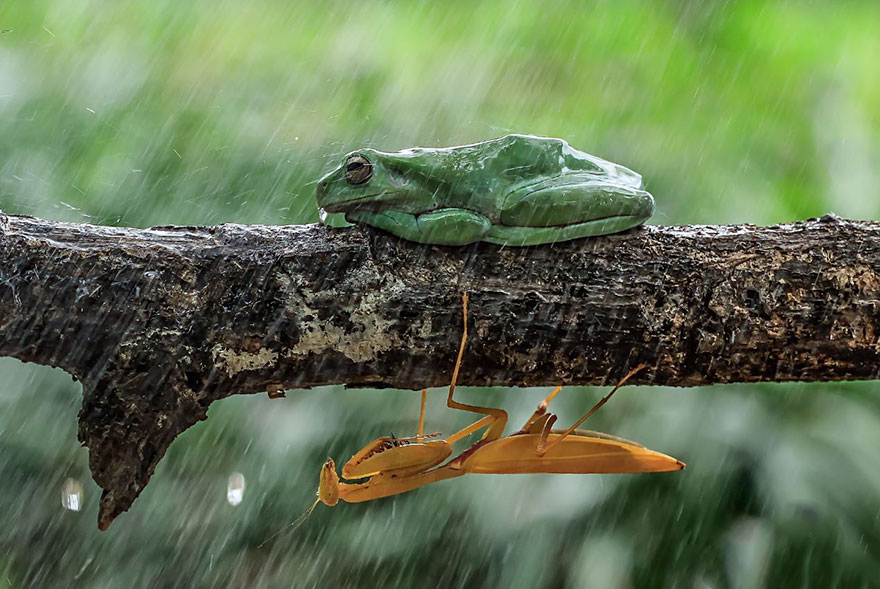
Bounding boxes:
479 135 642 189
377 134 644 218
391 134 637 185
476 135 582 179
379 135 578 210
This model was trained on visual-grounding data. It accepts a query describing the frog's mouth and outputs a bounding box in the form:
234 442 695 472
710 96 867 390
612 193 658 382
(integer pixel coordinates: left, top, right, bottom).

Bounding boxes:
318 191 398 213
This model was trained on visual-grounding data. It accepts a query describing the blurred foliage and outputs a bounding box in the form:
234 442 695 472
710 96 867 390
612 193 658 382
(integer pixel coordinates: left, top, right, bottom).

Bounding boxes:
1 1 879 587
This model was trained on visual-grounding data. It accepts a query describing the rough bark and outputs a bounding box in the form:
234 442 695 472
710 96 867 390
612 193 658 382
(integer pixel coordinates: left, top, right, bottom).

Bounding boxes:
0 211 878 529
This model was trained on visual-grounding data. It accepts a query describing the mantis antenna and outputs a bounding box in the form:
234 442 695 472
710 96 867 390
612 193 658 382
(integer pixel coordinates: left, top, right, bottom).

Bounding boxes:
257 496 321 548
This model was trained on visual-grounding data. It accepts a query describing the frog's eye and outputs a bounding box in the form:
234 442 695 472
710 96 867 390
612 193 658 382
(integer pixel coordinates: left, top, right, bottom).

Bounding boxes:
344 154 373 185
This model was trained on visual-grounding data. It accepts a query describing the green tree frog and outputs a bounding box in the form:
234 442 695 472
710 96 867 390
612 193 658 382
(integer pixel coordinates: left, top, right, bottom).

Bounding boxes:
316 134 654 246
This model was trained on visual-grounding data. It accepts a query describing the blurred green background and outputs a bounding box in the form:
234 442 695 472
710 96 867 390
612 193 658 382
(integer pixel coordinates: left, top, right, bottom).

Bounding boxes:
1 1 879 587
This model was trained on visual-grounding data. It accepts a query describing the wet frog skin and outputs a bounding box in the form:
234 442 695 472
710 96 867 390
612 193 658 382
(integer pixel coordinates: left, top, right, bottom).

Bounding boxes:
316 134 654 246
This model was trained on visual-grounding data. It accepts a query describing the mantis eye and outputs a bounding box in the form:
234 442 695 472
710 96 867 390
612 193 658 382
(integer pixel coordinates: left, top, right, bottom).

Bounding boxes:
344 154 372 185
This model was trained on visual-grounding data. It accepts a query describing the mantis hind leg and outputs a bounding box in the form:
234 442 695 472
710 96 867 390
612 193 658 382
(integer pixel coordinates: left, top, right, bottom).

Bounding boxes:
417 389 427 440
514 385 563 435
445 292 508 444
536 364 646 456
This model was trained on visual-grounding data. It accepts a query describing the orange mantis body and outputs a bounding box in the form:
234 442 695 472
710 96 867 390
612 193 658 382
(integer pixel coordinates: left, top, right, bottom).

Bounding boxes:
317 293 684 508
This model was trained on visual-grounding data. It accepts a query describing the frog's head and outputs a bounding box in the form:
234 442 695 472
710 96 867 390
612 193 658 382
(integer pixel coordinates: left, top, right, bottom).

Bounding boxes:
316 150 434 215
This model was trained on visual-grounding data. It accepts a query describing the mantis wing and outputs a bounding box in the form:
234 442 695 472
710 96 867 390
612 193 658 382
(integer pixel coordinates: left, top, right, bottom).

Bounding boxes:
458 430 684 474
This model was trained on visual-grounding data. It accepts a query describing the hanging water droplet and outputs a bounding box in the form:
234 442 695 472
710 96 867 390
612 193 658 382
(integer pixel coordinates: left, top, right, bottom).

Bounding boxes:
319 210 354 227
227 472 246 506
61 478 84 512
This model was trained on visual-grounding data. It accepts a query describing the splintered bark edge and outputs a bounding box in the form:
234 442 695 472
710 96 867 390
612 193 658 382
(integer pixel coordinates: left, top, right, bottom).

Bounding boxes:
1 211 878 528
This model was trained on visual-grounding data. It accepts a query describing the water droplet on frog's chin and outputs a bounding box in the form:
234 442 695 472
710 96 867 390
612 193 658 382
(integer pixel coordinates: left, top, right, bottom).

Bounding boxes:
318 209 354 228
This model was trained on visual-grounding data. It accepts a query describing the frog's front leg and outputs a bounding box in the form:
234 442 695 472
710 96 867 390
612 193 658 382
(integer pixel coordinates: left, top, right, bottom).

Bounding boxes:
487 178 655 246
345 208 491 246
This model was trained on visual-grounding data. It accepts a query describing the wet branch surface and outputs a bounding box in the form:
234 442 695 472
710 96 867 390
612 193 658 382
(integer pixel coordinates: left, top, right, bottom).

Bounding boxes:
1 211 879 528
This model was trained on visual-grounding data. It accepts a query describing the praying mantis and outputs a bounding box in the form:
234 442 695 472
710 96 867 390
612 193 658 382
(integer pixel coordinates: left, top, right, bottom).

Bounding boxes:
315 293 684 508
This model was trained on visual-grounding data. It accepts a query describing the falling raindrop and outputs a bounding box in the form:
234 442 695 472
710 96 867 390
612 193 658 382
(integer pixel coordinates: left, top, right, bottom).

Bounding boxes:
227 472 246 506
61 478 84 512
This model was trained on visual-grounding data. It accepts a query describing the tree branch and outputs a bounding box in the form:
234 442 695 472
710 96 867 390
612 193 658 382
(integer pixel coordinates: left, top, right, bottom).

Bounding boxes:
1 211 878 528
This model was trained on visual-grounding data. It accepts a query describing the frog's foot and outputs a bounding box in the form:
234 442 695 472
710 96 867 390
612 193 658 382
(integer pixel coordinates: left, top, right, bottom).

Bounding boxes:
345 208 491 246
485 216 648 246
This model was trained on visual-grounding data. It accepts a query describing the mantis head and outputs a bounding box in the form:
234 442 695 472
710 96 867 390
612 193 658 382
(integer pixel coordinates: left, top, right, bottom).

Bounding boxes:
318 457 340 506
